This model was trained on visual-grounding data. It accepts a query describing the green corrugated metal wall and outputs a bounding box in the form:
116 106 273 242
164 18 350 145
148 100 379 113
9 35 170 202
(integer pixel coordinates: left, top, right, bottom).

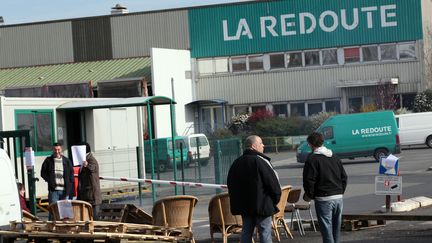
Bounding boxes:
0 57 151 91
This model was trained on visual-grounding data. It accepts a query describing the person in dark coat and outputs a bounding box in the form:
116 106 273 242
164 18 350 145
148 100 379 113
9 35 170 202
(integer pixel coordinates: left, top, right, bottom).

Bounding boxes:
41 143 75 202
227 135 281 243
303 132 348 243
41 142 75 220
77 142 102 219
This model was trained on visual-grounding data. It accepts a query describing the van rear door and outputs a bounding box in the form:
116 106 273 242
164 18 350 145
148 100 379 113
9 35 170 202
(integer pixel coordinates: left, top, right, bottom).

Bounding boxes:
0 149 21 228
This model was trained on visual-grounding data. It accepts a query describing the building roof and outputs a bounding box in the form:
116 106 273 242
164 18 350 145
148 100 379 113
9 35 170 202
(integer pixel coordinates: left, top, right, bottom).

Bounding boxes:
57 96 176 110
0 57 151 91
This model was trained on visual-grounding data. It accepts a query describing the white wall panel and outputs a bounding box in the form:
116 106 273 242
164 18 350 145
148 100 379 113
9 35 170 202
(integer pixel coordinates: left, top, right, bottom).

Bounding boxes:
151 48 193 138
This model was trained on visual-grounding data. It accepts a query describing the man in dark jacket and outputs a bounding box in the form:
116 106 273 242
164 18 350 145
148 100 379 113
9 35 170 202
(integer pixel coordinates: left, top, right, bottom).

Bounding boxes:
227 135 281 243
77 142 102 218
40 143 75 219
303 132 348 243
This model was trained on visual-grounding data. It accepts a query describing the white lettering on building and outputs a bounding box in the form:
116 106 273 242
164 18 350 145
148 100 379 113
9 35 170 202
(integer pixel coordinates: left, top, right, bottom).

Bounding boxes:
381 4 397 27
299 12 316 34
341 8 359 30
260 16 278 38
223 18 253 41
222 4 398 41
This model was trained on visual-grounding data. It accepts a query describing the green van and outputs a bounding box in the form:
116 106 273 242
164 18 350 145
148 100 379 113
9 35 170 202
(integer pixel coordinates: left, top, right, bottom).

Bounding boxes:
297 111 401 163
144 136 191 172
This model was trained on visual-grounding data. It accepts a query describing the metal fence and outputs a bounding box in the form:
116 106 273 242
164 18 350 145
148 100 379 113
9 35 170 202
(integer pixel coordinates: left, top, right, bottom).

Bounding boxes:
141 137 242 201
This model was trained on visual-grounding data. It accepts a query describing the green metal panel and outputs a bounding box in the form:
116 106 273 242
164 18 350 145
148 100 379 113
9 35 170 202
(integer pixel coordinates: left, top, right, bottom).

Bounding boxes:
213 137 241 186
0 57 151 91
189 0 423 58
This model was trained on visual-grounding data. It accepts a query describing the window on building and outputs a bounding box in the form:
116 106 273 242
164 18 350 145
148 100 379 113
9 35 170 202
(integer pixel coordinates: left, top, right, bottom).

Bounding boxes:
362 46 378 62
290 103 305 116
393 94 401 110
344 47 360 63
380 44 397 60
348 97 362 113
214 57 229 73
308 103 323 116
304 50 320 66
398 43 416 59
286 52 303 68
322 49 338 65
325 100 341 113
15 110 54 155
197 59 213 76
251 105 267 113
231 56 247 72
234 106 249 115
273 104 288 117
269 53 285 69
249 55 264 71
401 93 416 110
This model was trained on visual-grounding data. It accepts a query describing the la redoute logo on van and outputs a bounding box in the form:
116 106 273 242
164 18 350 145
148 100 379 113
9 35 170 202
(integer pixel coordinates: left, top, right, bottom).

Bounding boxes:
352 126 392 138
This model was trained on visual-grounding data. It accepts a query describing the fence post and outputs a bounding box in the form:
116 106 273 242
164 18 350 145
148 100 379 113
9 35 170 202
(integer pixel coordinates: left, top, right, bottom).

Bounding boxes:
214 140 222 194
180 143 186 195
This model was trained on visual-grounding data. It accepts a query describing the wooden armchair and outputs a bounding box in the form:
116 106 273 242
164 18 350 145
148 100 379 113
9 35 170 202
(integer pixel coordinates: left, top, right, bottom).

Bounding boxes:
22 210 39 221
272 185 293 241
152 195 198 243
48 200 93 221
208 192 242 243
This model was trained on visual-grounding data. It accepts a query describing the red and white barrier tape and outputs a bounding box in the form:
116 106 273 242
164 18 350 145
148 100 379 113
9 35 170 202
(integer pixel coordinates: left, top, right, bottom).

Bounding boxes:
98 176 228 189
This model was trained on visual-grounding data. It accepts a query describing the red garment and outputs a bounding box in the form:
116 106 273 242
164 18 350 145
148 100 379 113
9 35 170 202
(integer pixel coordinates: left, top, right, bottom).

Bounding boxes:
19 194 30 213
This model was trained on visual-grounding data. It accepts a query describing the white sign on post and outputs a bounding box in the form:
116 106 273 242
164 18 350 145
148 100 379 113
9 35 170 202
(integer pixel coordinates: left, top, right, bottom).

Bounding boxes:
71 145 86 166
375 175 402 195
24 147 35 167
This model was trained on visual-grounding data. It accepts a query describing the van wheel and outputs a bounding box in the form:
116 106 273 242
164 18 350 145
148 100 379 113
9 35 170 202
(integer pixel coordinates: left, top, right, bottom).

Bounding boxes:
374 149 389 162
157 161 167 173
426 136 432 148
199 159 209 167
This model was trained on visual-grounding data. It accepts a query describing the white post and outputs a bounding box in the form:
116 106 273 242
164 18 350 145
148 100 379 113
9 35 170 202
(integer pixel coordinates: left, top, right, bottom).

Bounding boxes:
136 106 146 179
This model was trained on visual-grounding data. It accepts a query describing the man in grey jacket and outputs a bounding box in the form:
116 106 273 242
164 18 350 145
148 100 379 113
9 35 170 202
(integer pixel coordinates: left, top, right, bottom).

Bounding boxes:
303 132 347 243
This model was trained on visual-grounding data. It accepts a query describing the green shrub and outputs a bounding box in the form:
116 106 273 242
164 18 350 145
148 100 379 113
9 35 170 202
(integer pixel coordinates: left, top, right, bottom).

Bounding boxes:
253 117 312 137
309 112 337 131
413 89 432 112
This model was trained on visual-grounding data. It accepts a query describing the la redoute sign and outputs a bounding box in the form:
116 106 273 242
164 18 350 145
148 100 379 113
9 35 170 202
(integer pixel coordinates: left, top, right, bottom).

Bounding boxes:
188 0 422 58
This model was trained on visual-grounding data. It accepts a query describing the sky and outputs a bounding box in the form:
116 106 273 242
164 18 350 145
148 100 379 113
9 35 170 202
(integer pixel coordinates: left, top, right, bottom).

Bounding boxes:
1 0 250 25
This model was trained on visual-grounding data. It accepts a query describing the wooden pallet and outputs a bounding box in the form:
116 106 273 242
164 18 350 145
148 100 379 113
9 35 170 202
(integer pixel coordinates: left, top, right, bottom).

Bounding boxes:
342 214 432 231
343 219 386 231
98 204 152 224
3 220 188 242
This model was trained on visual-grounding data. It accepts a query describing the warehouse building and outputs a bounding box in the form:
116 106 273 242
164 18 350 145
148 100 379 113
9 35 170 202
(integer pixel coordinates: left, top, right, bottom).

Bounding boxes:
0 0 430 134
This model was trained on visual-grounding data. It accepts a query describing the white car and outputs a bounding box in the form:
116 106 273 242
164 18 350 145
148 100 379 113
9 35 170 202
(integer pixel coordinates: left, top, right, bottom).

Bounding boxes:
186 134 211 166
396 112 432 148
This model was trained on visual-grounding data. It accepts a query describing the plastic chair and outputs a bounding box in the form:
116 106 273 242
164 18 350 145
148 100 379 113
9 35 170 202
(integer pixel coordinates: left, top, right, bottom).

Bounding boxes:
152 195 198 243
48 200 93 221
284 188 305 236
272 185 294 241
208 192 243 243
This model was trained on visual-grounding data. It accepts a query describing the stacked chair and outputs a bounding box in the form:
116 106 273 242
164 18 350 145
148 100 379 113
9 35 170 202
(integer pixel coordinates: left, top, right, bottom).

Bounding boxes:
272 185 294 241
208 192 243 243
152 195 199 243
